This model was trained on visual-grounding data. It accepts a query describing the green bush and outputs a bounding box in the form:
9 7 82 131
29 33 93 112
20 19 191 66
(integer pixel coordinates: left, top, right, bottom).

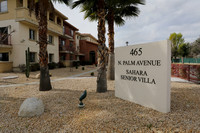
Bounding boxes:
19 64 26 72
76 66 78 69
57 61 66 68
31 63 40 71
91 72 94 76
82 67 85 70
48 62 56 69
73 61 80 67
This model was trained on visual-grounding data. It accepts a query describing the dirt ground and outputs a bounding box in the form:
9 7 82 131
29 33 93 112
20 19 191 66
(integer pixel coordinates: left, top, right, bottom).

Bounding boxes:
0 65 98 85
0 68 200 132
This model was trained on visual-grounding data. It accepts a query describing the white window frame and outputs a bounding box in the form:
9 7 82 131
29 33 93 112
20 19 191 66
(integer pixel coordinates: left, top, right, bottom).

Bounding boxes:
30 52 36 62
49 54 54 63
29 29 36 40
0 0 8 12
49 35 53 44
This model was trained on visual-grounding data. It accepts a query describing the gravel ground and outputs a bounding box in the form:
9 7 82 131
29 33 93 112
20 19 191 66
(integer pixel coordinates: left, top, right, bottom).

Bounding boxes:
0 67 200 132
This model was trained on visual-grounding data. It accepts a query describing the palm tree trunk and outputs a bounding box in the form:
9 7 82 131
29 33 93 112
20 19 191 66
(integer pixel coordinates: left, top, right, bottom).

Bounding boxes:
107 9 115 80
38 2 52 91
97 0 107 93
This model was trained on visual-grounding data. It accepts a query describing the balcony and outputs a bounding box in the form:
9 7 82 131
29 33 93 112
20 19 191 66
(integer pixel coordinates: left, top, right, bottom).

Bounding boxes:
59 45 75 54
0 35 12 49
15 8 63 35
61 31 74 40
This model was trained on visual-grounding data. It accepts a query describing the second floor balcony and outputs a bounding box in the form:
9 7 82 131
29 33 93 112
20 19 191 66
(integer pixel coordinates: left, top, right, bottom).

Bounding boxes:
59 45 75 54
15 8 64 35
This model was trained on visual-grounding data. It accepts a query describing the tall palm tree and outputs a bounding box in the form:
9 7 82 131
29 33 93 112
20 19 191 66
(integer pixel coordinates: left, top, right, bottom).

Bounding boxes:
73 0 108 92
28 0 70 91
79 0 145 80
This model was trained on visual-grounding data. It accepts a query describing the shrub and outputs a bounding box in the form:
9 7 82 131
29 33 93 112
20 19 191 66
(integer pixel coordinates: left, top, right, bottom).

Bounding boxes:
57 61 66 68
19 64 26 72
73 61 80 67
91 72 94 76
76 66 78 69
31 63 40 71
48 62 56 69
82 67 85 70
84 61 92 65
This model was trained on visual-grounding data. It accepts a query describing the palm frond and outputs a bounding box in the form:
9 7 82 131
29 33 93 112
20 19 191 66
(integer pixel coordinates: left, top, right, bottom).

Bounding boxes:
52 0 72 5
114 16 125 26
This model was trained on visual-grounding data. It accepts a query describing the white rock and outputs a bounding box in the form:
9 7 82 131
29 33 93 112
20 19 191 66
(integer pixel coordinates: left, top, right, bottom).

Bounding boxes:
18 97 44 117
35 73 40 79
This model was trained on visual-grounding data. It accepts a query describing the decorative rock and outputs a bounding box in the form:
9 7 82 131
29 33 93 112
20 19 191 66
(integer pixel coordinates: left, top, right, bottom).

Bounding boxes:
35 73 40 79
18 97 44 117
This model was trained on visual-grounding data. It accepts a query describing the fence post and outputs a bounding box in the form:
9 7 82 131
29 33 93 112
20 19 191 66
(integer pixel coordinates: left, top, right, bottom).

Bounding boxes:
177 64 179 77
188 65 190 81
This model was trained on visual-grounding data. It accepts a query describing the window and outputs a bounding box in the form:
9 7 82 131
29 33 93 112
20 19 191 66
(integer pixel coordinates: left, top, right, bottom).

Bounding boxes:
70 30 74 36
70 41 73 47
0 0 7 12
57 17 61 25
49 35 53 44
49 13 55 22
28 0 31 8
70 54 73 60
17 0 23 7
61 40 65 46
77 46 80 51
60 55 65 61
49 54 54 63
77 36 80 40
63 26 65 34
30 52 36 62
0 27 8 44
0 52 8 61
29 29 35 40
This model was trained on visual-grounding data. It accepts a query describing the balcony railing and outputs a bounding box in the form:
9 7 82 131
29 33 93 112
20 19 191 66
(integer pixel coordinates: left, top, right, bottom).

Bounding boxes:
15 8 63 35
59 45 75 52
0 34 11 46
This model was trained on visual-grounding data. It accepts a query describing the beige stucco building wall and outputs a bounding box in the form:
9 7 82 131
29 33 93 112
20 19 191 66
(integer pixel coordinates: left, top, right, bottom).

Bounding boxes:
0 0 68 72
0 19 59 68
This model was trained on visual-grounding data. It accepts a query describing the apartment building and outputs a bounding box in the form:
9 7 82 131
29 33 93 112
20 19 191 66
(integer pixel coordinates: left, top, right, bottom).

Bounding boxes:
0 0 68 72
75 32 99 65
0 0 99 72
59 21 78 66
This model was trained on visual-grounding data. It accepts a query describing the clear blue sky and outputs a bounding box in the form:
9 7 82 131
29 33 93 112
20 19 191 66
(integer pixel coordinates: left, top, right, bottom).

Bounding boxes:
54 0 200 47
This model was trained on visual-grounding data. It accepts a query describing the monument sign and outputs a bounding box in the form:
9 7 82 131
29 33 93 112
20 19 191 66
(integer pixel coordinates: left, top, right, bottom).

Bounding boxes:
115 40 171 113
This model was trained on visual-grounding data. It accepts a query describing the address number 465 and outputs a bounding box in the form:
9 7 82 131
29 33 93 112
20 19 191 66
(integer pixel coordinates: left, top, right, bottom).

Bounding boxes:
130 48 142 56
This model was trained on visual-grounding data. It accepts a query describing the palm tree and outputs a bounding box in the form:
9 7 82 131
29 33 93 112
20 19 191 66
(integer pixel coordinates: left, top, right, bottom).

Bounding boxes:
73 0 108 92
78 0 145 80
28 0 70 91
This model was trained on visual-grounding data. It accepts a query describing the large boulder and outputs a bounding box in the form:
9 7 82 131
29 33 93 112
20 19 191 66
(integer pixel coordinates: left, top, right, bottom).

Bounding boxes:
18 97 44 117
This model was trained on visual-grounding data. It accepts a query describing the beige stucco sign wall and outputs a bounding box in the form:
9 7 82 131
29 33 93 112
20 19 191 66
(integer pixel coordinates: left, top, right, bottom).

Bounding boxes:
115 40 171 113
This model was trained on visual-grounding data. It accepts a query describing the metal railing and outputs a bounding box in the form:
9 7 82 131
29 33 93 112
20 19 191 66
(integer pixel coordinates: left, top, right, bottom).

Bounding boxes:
59 45 75 52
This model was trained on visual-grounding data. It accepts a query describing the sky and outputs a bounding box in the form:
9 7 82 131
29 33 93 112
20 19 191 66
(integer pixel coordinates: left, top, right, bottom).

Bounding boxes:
53 0 200 47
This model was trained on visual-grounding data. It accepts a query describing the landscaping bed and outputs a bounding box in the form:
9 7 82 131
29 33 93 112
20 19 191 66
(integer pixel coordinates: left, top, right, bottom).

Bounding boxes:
0 78 200 132
0 66 97 85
